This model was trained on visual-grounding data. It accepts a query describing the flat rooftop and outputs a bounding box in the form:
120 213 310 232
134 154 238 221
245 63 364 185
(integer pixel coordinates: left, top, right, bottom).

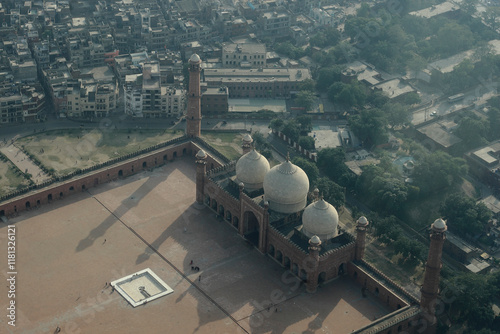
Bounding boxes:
0 157 391 333
409 1 459 19
417 121 462 148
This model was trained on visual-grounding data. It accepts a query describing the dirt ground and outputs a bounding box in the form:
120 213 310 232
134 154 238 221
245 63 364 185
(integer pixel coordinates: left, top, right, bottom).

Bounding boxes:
16 129 183 176
200 132 243 161
0 157 392 334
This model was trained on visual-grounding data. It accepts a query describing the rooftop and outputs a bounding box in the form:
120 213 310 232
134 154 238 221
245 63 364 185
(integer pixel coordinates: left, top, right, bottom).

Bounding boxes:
409 1 459 19
416 121 462 149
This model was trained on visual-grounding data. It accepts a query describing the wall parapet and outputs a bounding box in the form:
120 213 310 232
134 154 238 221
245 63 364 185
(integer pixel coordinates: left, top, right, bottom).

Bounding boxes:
353 305 421 334
268 225 307 255
355 260 419 304
191 136 231 164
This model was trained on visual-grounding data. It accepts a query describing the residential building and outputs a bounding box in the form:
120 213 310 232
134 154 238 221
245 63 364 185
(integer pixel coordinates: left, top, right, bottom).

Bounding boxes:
257 10 292 38
66 81 117 118
222 43 266 68
124 61 184 118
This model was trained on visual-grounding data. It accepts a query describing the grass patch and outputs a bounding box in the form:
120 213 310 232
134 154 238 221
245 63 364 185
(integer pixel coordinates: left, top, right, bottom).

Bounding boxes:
0 162 30 197
200 132 243 161
17 129 183 177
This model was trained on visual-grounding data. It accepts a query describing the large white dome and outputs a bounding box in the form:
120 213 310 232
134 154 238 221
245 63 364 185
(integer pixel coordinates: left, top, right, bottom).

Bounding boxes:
263 159 309 213
302 198 339 242
236 149 270 191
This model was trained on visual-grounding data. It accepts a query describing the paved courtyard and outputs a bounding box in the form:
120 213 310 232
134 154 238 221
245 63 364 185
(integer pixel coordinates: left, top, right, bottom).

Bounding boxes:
0 157 391 334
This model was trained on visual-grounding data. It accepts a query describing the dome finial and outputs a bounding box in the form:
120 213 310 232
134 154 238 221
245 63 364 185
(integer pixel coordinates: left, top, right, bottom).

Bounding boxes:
286 152 290 162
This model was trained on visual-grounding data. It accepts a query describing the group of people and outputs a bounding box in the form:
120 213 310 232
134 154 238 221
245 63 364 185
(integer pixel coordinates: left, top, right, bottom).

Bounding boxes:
190 260 200 272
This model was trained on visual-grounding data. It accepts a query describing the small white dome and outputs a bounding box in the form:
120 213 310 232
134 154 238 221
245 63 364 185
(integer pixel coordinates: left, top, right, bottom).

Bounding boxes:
189 53 201 63
309 235 322 245
302 198 339 242
196 149 207 159
242 133 253 143
432 218 447 232
357 216 369 227
236 149 270 191
263 159 309 213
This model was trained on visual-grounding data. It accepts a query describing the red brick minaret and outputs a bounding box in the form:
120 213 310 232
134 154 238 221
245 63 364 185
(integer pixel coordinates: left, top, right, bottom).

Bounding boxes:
306 235 321 293
186 54 202 138
420 218 447 333
355 216 369 261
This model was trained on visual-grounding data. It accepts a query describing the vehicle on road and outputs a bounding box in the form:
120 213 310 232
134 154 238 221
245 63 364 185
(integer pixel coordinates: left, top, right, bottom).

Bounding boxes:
447 93 465 103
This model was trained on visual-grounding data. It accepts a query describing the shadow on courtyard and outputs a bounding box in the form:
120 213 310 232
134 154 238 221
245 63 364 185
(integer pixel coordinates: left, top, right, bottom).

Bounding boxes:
72 155 390 333
75 158 194 253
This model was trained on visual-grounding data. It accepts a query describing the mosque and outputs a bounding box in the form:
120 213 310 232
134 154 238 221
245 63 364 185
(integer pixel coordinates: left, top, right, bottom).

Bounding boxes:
0 53 447 333
187 53 446 333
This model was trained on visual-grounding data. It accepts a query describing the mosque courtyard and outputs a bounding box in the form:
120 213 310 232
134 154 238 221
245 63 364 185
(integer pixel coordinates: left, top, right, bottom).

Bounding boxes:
0 156 392 334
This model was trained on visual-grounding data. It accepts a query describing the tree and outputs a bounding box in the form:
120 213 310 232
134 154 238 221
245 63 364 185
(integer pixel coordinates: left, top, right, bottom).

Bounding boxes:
294 91 315 110
252 131 272 159
298 136 315 151
488 107 500 141
309 26 340 48
296 115 312 133
431 22 474 57
316 66 343 92
298 78 315 92
454 113 489 150
370 175 409 214
393 237 425 265
281 120 300 142
292 157 319 186
402 92 421 105
372 215 402 244
269 118 284 131
385 103 411 128
348 108 389 147
317 147 349 183
333 82 367 107
440 193 491 237
412 151 467 194
445 272 498 330
462 0 479 16
314 177 345 210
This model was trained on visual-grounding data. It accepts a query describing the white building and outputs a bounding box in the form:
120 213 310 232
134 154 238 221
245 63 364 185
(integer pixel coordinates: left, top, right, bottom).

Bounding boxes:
124 62 184 118
222 43 266 68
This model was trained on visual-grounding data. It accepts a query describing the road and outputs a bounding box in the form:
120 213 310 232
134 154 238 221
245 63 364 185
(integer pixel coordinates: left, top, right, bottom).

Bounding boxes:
411 84 497 125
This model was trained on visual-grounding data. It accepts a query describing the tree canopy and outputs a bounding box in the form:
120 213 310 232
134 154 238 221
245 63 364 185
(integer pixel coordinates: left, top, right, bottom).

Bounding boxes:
348 108 389 147
440 193 491 237
292 156 319 186
314 177 345 210
412 151 467 194
444 272 499 330
294 91 316 111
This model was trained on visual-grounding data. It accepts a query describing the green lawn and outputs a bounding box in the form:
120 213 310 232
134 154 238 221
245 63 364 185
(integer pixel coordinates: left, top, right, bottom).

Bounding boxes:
17 129 184 176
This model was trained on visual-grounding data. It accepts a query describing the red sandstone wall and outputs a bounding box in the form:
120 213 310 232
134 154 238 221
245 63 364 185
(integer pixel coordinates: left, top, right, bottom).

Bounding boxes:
317 243 356 281
347 262 409 311
0 142 195 217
